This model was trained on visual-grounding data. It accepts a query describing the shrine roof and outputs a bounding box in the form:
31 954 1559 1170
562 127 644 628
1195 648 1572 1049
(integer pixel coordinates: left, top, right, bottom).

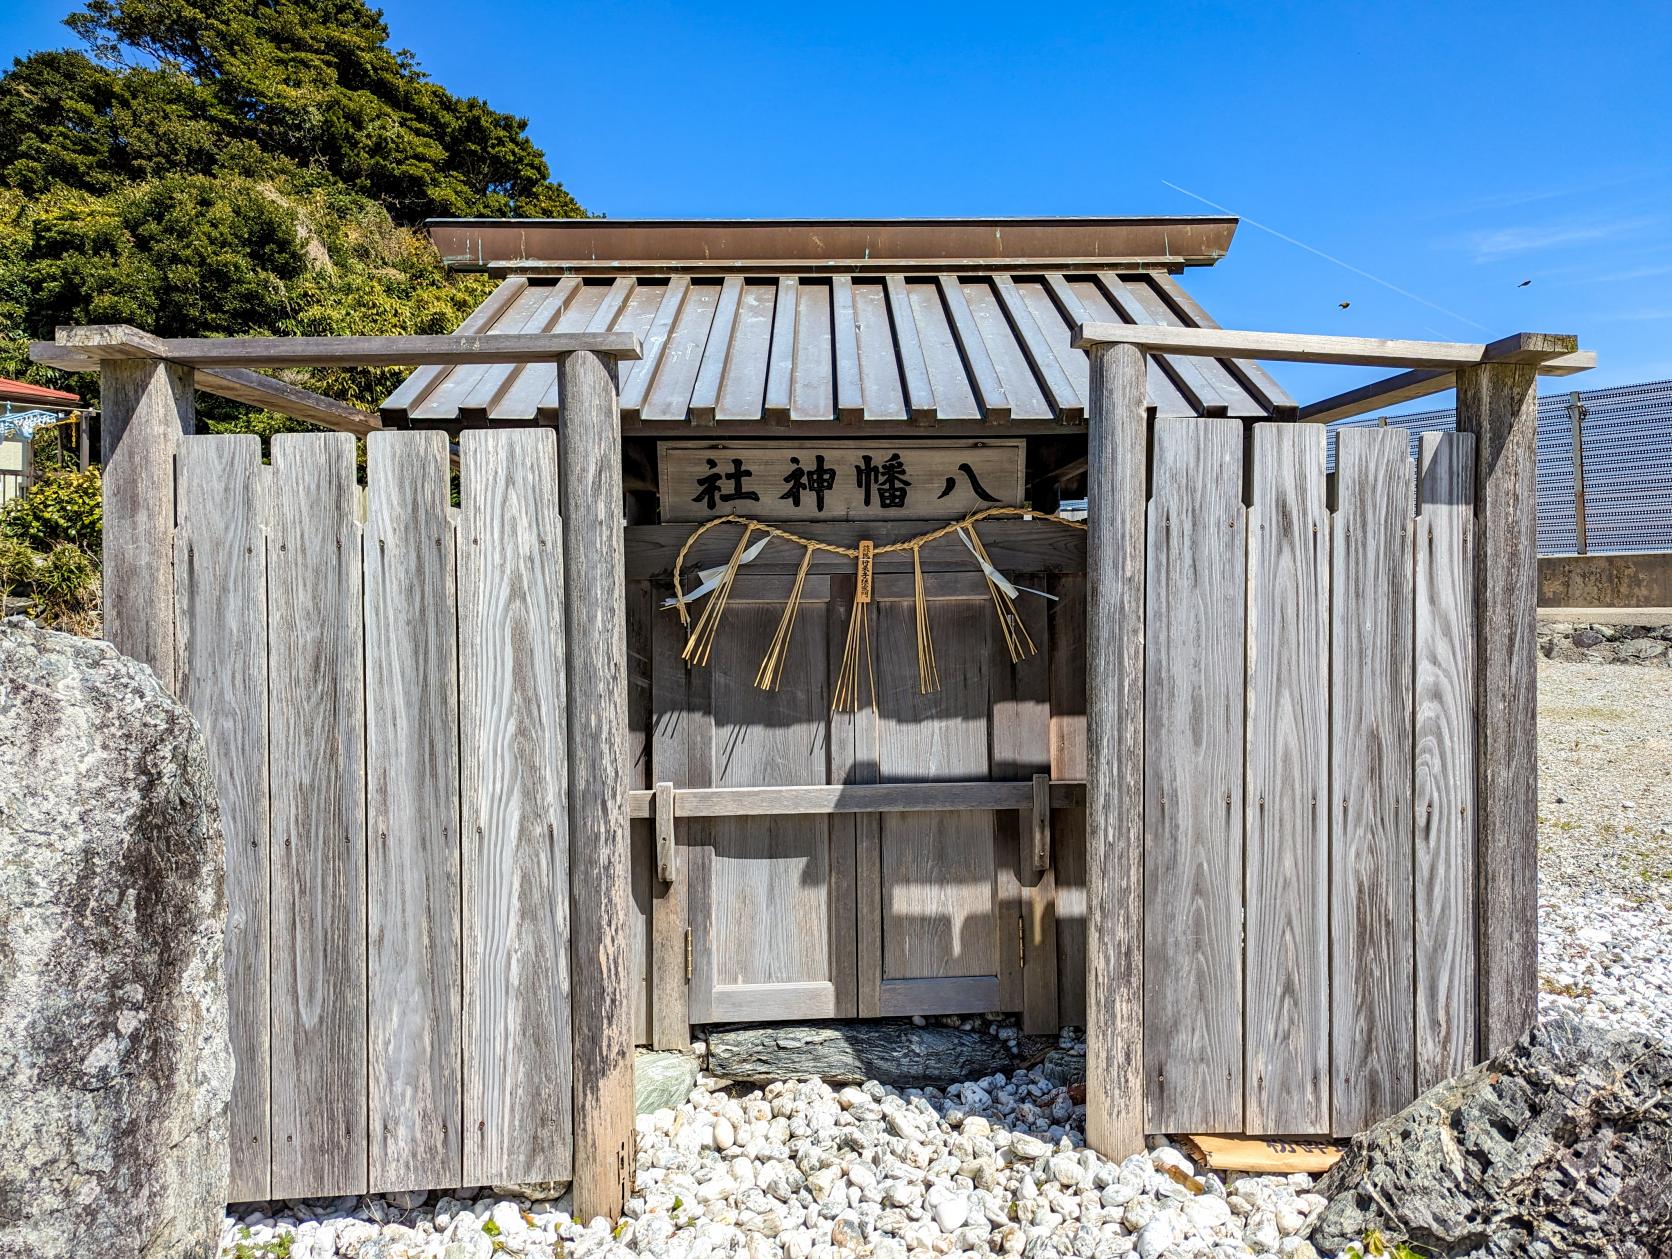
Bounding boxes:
381 218 1293 431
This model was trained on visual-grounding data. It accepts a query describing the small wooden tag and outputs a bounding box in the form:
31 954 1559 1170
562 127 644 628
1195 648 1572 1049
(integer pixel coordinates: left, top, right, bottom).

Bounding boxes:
856 540 874 603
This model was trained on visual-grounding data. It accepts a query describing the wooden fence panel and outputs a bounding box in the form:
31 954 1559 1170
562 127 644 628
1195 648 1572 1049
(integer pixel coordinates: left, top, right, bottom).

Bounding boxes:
174 434 269 1201
1330 427 1416 1137
458 428 573 1185
267 433 367 1198
1413 432 1477 1090
1244 423 1331 1135
364 430 462 1191
1142 418 1245 1132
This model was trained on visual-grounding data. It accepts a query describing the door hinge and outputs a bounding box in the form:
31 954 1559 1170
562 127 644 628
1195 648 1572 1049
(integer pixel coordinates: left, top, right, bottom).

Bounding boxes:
1017 916 1026 970
685 928 694 981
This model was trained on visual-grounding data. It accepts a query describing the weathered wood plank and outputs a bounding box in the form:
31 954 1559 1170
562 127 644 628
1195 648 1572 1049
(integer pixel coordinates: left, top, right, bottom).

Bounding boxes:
689 276 745 425
1048 574 1088 1028
381 277 527 416
908 282 981 422
702 582 842 1020
624 582 654 1046
624 779 1088 818
654 782 676 884
831 276 864 422
628 519 1085 581
1071 323 1578 369
792 282 835 422
1244 424 1331 1135
1084 342 1147 1157
830 575 883 1018
1330 427 1415 1137
54 327 642 369
649 597 701 1049
266 435 368 1198
458 428 573 1186
1300 353 1595 424
938 277 1010 421
1456 363 1540 1057
364 430 462 1191
559 350 635 1220
619 278 690 419
1413 432 1478 1090
991 585 1057 1034
174 434 269 1200
763 278 798 423
1143 418 1244 1133
852 281 908 423
716 282 777 423
874 596 999 1009
100 359 193 684
885 275 937 423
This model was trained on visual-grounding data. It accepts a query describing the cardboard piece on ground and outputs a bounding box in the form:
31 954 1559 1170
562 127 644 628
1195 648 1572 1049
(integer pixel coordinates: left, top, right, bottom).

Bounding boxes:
1180 1134 1345 1176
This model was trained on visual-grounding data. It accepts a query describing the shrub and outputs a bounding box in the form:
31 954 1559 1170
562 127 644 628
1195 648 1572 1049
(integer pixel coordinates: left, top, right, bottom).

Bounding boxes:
0 538 100 632
0 466 102 552
0 534 33 592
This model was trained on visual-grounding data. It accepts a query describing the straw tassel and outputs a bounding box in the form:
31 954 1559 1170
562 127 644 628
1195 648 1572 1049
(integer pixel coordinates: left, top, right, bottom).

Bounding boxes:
682 522 755 667
912 542 940 695
967 524 1036 663
832 541 877 713
755 543 815 691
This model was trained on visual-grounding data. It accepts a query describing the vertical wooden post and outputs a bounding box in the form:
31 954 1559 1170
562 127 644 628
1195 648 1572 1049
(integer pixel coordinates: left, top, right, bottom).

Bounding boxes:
1567 391 1588 555
1456 363 1539 1057
559 349 634 1221
1083 342 1147 1156
98 359 194 684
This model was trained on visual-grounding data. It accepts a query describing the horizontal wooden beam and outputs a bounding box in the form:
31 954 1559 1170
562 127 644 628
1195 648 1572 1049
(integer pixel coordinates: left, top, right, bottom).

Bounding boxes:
1299 350 1598 424
36 324 643 370
195 366 382 435
625 519 1086 581
1071 323 1579 371
627 779 1088 819
29 326 382 435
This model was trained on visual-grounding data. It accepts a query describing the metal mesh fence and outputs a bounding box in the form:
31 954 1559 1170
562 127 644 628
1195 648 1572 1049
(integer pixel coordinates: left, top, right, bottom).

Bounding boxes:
1332 378 1672 555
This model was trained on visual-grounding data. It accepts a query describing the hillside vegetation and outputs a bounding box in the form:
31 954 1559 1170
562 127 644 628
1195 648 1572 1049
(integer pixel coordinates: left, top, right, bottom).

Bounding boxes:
0 0 585 419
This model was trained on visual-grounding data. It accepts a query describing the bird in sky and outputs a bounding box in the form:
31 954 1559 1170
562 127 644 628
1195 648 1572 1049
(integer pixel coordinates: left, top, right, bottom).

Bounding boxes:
1518 279 1532 287
1338 300 1351 309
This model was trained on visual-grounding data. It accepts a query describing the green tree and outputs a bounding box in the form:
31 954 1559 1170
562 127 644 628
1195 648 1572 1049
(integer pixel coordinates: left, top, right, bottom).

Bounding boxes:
0 0 584 426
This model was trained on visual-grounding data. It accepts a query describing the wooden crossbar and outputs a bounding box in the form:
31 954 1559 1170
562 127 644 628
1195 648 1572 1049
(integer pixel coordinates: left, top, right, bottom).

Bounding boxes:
628 779 1086 819
1299 352 1596 423
36 324 643 370
1071 323 1579 370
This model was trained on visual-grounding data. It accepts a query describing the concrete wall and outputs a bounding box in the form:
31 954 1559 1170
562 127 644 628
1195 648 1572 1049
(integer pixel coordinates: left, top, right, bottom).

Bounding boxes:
1539 552 1672 609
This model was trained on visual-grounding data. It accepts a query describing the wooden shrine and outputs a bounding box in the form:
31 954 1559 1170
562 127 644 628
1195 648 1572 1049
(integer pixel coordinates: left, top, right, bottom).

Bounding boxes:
31 216 1591 1218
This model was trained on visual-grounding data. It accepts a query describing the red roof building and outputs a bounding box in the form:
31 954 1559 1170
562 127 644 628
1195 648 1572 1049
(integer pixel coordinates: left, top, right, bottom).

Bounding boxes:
0 377 80 409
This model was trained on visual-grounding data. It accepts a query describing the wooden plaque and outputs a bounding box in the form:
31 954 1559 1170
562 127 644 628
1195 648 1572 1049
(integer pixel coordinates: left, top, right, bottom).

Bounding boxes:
658 440 1025 523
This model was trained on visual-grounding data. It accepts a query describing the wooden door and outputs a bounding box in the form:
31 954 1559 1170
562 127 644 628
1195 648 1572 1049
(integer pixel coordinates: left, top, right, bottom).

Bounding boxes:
684 575 859 1021
852 572 1024 1017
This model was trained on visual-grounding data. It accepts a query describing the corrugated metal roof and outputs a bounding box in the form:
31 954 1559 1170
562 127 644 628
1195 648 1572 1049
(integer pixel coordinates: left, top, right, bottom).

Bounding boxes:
381 271 1293 429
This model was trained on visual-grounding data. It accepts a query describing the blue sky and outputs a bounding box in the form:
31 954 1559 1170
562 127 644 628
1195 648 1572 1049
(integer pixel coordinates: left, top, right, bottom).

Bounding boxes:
7 0 1671 407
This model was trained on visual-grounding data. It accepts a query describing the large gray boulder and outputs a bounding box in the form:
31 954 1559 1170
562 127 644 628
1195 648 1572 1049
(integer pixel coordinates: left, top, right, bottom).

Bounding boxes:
0 619 231 1258
1309 1016 1672 1258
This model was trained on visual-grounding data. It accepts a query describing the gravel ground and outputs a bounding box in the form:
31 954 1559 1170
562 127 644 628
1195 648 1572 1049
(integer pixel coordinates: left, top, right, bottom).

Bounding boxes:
1535 658 1672 1040
223 1047 1329 1259
220 659 1671 1259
